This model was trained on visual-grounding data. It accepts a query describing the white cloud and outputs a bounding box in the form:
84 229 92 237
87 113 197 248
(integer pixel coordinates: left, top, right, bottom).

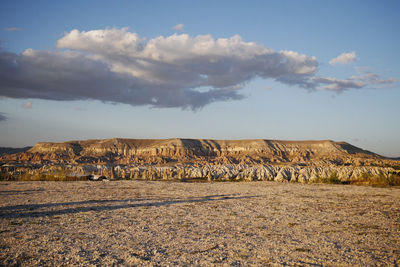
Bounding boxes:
172 24 184 31
4 27 22 32
0 28 319 109
329 51 357 65
56 29 318 87
22 101 32 109
0 28 397 108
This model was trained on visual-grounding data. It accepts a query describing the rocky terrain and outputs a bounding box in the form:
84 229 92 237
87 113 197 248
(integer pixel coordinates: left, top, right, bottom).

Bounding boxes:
3 138 383 164
1 140 399 265
1 138 399 183
1 180 399 266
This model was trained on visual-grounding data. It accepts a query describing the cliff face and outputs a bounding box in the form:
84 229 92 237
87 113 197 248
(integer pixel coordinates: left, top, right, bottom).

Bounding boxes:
2 138 399 183
14 138 382 165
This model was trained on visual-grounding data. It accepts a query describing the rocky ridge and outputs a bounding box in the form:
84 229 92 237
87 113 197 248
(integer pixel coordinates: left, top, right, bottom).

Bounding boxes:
1 138 399 183
5 138 383 164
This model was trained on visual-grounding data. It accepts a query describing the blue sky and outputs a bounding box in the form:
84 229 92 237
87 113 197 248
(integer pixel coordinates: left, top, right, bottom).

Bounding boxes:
0 0 399 157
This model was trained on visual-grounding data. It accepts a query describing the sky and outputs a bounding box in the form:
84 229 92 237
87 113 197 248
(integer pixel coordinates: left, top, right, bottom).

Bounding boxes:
0 0 399 157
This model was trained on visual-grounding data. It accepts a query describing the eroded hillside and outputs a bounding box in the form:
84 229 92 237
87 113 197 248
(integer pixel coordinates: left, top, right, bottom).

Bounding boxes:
1 138 399 184
2 138 385 165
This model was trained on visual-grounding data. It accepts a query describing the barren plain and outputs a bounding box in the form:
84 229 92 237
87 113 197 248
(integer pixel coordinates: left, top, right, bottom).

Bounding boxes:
1 180 399 266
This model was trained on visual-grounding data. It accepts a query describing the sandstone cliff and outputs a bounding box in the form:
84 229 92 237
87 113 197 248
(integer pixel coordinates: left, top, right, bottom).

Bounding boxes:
15 138 384 165
1 138 399 183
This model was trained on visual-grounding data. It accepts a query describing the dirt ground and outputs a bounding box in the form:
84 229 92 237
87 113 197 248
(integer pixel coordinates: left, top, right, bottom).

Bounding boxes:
0 181 399 266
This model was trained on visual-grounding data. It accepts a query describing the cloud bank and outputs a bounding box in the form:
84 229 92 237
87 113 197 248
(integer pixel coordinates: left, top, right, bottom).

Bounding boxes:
330 52 357 65
0 28 396 109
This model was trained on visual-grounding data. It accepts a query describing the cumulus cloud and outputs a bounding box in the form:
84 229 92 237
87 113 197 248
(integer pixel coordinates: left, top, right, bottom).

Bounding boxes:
172 24 184 31
329 52 357 65
0 28 319 109
0 112 7 121
4 27 22 32
0 28 396 108
22 101 32 109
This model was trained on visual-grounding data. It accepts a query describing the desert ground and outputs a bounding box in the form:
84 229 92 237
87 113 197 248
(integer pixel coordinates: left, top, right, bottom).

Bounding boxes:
0 181 399 266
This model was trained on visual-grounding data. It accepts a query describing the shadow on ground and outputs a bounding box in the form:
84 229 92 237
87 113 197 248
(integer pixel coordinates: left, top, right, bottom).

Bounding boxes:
0 194 259 219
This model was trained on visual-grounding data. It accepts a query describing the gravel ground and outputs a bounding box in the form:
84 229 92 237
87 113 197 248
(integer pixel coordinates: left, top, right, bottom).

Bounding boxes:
0 181 399 266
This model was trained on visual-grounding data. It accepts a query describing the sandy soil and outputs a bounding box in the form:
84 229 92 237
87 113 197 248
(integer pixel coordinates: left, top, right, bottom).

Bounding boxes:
0 181 399 266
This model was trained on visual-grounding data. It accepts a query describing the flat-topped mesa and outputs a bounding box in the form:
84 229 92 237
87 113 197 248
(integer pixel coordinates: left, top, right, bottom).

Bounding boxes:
24 138 382 165
29 142 82 155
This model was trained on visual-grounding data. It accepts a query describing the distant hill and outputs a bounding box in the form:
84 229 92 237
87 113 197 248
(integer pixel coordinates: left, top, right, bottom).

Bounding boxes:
28 138 383 158
0 146 32 155
1 138 392 166
1 138 399 183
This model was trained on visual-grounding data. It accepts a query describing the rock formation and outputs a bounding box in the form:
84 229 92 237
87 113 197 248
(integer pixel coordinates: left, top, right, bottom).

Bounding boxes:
4 138 385 164
1 138 399 183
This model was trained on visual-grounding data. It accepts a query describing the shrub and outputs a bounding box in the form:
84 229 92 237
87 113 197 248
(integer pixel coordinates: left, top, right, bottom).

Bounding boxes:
351 172 400 187
18 170 88 181
313 172 344 184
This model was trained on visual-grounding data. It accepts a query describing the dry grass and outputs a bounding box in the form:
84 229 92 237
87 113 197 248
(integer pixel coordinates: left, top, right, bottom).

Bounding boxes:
313 171 400 187
313 172 344 184
350 172 400 187
19 171 88 182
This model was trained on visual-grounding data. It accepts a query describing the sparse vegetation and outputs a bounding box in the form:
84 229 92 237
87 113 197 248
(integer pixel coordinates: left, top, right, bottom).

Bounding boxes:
19 169 88 181
179 177 208 183
350 172 400 187
312 172 345 184
0 172 14 181
312 171 400 187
